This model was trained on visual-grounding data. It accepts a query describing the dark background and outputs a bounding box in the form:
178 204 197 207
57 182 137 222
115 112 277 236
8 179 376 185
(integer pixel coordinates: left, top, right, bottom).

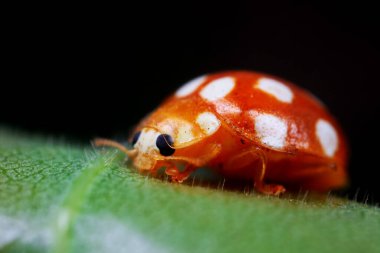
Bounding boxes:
2 1 379 203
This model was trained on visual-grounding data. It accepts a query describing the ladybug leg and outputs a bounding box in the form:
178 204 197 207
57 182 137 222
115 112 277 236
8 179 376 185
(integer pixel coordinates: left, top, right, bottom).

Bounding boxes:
163 163 196 183
252 149 286 195
164 165 180 177
171 165 196 183
160 143 222 167
227 147 285 195
160 143 222 183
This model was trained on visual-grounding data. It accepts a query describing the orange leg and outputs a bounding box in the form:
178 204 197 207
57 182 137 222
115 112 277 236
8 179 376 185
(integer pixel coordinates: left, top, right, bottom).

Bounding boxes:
161 143 221 183
165 164 196 183
160 143 222 167
227 147 285 196
252 149 285 195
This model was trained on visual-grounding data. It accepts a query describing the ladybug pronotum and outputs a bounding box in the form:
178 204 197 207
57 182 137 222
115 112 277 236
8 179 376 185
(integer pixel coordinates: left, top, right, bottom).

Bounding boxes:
95 71 348 195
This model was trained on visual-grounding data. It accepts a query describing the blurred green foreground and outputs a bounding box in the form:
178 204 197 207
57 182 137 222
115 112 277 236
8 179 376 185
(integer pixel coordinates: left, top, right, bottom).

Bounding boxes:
0 128 379 253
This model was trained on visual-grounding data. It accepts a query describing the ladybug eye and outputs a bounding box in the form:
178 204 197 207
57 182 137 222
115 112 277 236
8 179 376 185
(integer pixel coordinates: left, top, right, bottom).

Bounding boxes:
132 131 141 146
156 134 175 156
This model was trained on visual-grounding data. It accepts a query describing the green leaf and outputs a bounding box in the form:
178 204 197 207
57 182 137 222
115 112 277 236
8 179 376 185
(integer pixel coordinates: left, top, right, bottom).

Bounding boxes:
0 127 379 253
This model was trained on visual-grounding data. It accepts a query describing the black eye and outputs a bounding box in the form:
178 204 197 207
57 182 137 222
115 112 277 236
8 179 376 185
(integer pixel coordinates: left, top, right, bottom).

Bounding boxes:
132 131 141 146
156 134 175 156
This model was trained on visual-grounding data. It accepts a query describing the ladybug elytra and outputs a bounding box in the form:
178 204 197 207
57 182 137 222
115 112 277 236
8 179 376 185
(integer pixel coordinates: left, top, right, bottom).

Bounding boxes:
95 71 348 195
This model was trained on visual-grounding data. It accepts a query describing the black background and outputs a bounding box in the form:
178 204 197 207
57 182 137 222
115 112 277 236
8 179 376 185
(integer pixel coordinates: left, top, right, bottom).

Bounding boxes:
2 1 380 203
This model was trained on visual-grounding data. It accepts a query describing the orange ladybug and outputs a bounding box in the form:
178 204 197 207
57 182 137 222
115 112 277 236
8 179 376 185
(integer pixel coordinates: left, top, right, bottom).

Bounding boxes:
95 71 348 195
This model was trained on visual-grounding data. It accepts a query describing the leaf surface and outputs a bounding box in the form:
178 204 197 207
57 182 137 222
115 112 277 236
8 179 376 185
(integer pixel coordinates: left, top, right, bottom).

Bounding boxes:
0 128 379 253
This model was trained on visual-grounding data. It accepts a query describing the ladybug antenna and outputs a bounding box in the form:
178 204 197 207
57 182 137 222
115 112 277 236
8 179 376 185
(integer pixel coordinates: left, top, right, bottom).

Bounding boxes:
93 138 138 158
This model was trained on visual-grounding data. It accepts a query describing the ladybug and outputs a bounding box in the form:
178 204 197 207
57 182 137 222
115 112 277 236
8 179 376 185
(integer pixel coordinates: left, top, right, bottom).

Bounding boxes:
95 71 348 195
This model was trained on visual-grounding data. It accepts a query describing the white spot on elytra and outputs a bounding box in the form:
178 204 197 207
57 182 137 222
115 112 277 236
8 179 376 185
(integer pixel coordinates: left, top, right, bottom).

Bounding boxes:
251 112 288 149
175 75 207 97
196 112 221 135
316 119 338 157
134 129 160 153
200 77 235 101
177 124 195 143
214 99 242 115
158 118 195 144
289 122 309 149
255 77 294 103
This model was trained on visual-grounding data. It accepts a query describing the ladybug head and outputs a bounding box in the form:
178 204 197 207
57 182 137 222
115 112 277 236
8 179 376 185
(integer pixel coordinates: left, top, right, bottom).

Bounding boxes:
129 127 176 171
94 115 220 172
129 115 214 171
